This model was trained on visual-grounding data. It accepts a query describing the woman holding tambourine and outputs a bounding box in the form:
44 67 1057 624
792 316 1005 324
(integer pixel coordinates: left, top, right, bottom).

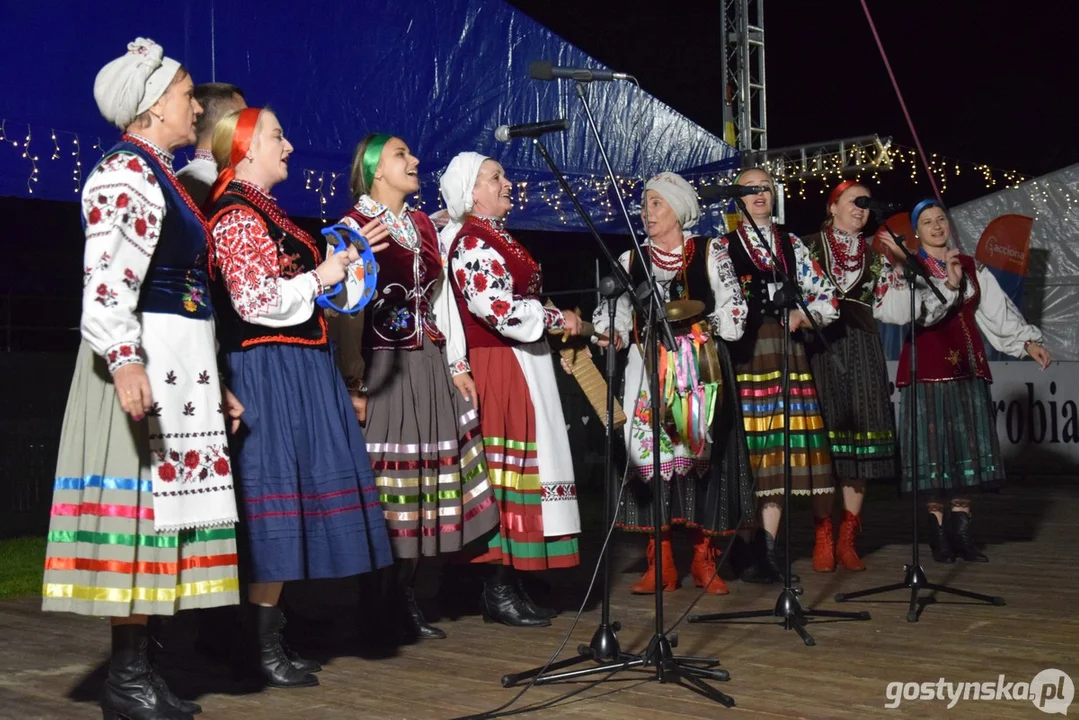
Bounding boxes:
205 107 394 689
333 134 499 642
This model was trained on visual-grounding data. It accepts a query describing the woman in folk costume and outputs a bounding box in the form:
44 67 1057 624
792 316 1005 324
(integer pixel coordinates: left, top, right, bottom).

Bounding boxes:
204 107 394 687
802 181 903 572
41 38 239 720
878 200 1051 563
589 172 754 596
722 167 840 584
332 134 498 641
438 152 585 627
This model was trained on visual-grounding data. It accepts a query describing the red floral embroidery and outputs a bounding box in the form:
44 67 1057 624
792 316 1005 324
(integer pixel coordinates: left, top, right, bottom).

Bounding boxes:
119 346 132 357
473 273 488 292
126 158 142 173
134 218 148 237
88 207 102 224
463 237 478 251
153 444 230 483
116 193 130 209
490 260 506 277
491 299 510 317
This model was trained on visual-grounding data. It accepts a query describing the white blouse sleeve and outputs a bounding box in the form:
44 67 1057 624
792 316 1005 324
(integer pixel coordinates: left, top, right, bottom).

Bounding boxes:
79 152 165 374
210 207 320 327
790 233 840 326
974 264 1044 357
591 250 634 347
449 235 564 343
871 253 961 327
431 272 471 376
707 236 748 342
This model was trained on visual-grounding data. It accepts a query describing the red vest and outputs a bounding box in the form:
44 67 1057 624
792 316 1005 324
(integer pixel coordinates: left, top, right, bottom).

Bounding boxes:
895 255 992 387
342 207 444 351
448 216 543 349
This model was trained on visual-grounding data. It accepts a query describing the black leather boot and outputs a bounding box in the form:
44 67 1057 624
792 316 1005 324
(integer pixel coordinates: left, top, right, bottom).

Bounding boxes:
145 620 202 715
253 605 319 688
481 570 551 627
515 576 557 620
740 529 800 584
402 585 448 639
949 511 988 562
100 624 193 720
277 613 322 673
927 514 956 563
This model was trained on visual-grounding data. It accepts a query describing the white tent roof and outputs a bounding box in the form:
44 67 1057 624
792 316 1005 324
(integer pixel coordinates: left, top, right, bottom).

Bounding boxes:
950 163 1079 360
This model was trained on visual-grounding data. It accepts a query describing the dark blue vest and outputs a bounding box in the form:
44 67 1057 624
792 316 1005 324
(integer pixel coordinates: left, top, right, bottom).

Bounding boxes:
87 137 213 320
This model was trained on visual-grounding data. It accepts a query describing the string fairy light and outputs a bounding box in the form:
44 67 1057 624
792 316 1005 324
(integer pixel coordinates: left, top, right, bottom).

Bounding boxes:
22 124 39 193
50 129 60 161
71 135 82 193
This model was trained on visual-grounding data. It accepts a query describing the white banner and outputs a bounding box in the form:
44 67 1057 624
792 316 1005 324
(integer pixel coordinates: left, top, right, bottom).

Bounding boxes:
886 361 1079 472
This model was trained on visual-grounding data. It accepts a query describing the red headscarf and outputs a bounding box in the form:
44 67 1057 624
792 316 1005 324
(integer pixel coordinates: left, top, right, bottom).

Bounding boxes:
205 107 262 208
826 179 865 214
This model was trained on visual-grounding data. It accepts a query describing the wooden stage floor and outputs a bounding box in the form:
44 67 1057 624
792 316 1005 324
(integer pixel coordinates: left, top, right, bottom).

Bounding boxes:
2 479 1077 719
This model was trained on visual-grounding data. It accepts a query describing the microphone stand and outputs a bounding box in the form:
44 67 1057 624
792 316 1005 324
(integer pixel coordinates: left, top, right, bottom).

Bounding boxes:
833 212 1004 620
500 86 734 707
687 196 871 646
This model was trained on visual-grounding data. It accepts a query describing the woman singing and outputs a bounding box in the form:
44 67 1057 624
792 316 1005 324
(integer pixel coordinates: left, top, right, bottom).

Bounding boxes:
439 152 584 626
802 180 903 572
205 107 394 687
880 200 1051 562
722 167 839 584
333 134 498 641
41 38 239 720
591 172 753 596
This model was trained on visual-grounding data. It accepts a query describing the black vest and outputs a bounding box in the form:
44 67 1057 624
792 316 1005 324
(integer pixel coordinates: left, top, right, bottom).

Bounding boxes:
626 237 714 318
803 231 882 339
207 183 327 353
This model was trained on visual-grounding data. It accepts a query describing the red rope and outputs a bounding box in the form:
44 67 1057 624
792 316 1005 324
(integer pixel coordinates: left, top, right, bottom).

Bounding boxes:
858 1 956 241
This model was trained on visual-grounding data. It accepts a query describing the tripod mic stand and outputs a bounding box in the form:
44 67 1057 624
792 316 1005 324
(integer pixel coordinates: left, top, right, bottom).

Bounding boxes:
833 214 1004 621
500 82 734 707
688 198 870 646
500 275 630 688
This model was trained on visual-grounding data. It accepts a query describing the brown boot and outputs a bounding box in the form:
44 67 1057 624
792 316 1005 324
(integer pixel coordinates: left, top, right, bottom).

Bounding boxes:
689 529 729 595
813 515 836 573
630 534 678 594
836 510 867 571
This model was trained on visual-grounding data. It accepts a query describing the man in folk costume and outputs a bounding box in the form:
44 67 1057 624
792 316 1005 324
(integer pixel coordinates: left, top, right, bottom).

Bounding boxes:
176 82 246 206
438 152 585 626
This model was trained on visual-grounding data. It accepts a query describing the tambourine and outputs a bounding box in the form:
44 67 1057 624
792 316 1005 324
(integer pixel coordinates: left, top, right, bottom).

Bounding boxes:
316 224 378 316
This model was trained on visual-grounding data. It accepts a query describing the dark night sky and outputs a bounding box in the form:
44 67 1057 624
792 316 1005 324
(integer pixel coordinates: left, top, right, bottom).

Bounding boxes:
509 0 1078 215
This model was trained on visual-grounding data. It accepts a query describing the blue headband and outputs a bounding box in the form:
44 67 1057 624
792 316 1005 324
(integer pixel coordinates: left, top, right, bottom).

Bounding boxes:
911 199 943 231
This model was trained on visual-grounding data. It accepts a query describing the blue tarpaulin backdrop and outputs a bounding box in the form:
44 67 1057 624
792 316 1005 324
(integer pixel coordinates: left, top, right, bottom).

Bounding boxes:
0 0 737 231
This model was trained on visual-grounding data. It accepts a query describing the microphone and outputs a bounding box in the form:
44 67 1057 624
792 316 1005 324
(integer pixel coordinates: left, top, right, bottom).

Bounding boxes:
698 184 771 200
494 119 568 143
529 61 631 83
854 196 903 214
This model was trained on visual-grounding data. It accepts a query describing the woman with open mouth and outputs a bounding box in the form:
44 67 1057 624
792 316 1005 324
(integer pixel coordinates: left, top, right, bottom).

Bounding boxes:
722 167 840 585
801 180 904 573
331 135 499 642
437 152 586 627
882 199 1051 564
204 107 395 689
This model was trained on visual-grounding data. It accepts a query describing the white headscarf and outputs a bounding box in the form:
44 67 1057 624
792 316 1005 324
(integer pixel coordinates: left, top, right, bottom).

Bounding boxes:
644 171 701 238
437 151 489 261
93 38 182 130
